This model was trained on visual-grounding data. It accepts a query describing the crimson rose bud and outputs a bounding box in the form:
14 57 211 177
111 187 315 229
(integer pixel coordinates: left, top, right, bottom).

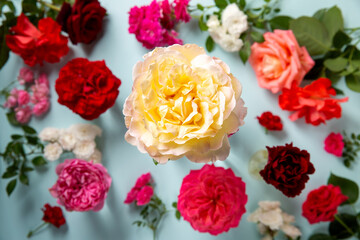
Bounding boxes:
42 204 66 228
257 111 283 131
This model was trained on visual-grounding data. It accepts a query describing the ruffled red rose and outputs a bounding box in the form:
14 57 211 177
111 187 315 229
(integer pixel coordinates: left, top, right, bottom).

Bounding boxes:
6 14 69 66
260 143 315 198
56 0 106 44
279 78 348 126
302 184 348 224
42 204 66 228
257 111 283 131
177 164 248 235
55 58 121 120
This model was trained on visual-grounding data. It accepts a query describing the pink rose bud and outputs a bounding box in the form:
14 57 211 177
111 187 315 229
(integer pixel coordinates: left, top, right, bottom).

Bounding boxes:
31 84 50 103
18 67 34 85
4 96 17 108
17 90 30 105
37 73 49 87
15 105 32 124
33 99 50 116
10 88 18 96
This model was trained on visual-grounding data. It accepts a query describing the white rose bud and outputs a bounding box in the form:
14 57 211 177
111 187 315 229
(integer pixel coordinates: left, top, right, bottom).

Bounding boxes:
219 34 244 52
58 131 77 151
206 15 220 29
70 123 102 141
73 140 96 159
259 209 283 230
39 127 60 142
44 142 63 161
221 3 248 38
87 149 102 163
281 224 302 239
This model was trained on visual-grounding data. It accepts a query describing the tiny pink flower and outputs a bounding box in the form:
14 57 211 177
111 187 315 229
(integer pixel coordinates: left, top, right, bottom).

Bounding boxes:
17 90 30 105
18 67 34 85
31 83 50 103
128 6 146 34
124 188 140 204
37 73 49 87
15 105 32 124
174 0 191 22
33 99 50 116
324 132 344 157
10 88 18 96
135 172 152 188
137 19 163 49
4 96 17 108
136 186 154 206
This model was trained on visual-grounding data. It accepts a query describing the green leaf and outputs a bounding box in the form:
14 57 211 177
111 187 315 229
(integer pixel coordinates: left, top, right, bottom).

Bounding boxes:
205 36 215 52
6 179 17 196
313 8 327 21
214 0 227 9
172 202 177 208
309 233 335 240
269 16 292 30
2 171 17 179
0 24 10 70
321 6 344 41
239 40 251 64
19 173 29 185
175 210 181 220
250 31 264 43
329 214 358 239
32 156 47 166
332 87 344 95
22 125 36 134
198 15 208 31
328 173 359 204
333 31 351 49
26 136 38 145
196 4 204 11
22 0 40 14
11 134 23 140
324 57 348 72
239 0 246 10
6 111 20 126
23 167 34 172
289 16 331 56
345 74 360 93
152 159 159 166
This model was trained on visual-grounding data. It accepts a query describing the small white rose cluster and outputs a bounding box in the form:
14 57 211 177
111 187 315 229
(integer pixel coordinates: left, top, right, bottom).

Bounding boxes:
39 124 102 163
207 3 248 52
247 201 301 240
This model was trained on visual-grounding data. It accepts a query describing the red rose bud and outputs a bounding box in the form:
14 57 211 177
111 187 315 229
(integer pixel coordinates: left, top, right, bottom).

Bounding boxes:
260 143 315 198
42 204 66 228
257 111 283 131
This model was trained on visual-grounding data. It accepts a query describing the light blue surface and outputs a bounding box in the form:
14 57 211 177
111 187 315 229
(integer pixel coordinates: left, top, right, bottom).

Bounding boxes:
1 0 360 239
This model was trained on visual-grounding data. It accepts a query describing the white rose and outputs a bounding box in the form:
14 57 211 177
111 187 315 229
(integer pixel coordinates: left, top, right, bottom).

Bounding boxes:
58 131 77 151
44 142 63 161
219 34 244 52
39 127 60 142
259 201 281 211
206 15 220 29
221 3 248 37
73 140 96 159
259 209 283 230
70 123 102 141
87 149 102 163
281 224 301 239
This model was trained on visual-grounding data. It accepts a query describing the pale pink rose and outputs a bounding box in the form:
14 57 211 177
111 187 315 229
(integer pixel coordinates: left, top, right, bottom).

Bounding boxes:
249 30 314 93
4 96 17 108
31 83 50 103
17 90 30 105
15 105 32 124
37 73 49 87
49 159 112 212
18 67 34 85
33 99 50 116
178 164 248 235
135 172 151 188
324 132 344 157
136 185 154 206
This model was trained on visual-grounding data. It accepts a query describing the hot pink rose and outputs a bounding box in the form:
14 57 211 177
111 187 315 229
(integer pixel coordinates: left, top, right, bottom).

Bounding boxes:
32 99 50 116
135 172 152 188
136 185 154 206
177 164 248 235
18 67 34 85
124 172 153 206
17 90 30 105
49 159 112 212
324 132 344 157
174 0 191 22
249 30 314 93
15 105 32 124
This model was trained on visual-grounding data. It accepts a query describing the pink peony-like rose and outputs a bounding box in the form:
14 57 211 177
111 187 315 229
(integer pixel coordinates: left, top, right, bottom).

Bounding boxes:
49 159 112 212
31 82 50 103
32 99 50 116
18 67 34 85
124 172 153 206
324 132 344 157
177 164 248 235
17 90 30 105
249 30 314 93
136 185 154 206
15 105 32 124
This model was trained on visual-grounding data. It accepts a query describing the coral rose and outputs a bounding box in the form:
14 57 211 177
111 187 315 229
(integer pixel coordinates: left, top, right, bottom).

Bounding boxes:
279 78 348 125
302 184 348 224
249 30 314 93
55 58 121 120
324 132 344 157
260 143 315 197
6 14 69 66
177 164 248 235
49 159 111 211
123 44 247 163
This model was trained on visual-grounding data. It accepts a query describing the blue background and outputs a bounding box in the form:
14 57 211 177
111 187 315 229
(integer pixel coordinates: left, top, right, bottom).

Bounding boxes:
1 0 360 239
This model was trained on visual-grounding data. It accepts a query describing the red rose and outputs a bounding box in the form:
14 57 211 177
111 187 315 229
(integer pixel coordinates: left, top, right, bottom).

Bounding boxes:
279 78 348 126
260 143 315 197
302 184 348 224
56 0 106 44
6 14 69 66
55 58 121 120
42 204 66 228
257 111 283 131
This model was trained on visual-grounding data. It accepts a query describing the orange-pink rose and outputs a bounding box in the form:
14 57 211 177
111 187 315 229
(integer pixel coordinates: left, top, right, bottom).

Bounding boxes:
249 30 314 93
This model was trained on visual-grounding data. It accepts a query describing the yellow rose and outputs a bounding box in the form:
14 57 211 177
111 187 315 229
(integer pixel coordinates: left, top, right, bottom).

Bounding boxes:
123 44 247 163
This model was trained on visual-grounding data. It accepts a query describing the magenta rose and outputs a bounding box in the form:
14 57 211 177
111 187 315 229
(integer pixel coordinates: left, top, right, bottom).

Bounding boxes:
177 164 248 235
49 159 111 212
324 132 344 157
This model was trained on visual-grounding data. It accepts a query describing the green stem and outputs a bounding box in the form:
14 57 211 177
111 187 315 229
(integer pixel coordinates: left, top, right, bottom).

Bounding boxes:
334 215 355 236
37 0 61 11
27 222 48 238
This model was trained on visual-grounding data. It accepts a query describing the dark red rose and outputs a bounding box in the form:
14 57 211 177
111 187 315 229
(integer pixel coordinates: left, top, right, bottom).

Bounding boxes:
55 58 121 120
260 143 315 197
257 111 283 131
6 14 69 66
42 204 66 228
302 184 348 224
56 0 106 44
